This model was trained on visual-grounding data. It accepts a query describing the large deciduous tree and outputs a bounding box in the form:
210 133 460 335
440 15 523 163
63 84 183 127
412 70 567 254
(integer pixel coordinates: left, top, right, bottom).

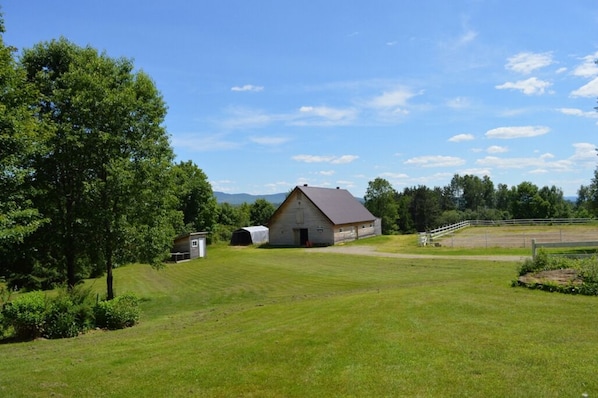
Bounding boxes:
20 38 179 299
249 199 276 226
0 17 49 280
173 160 217 234
364 178 398 234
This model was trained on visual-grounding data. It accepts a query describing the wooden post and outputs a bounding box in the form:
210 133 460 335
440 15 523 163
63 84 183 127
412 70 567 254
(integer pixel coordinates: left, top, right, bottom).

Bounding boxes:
532 239 536 260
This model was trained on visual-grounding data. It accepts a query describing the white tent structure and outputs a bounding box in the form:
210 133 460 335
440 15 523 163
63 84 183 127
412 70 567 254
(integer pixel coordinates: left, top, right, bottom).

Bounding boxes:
230 226 269 246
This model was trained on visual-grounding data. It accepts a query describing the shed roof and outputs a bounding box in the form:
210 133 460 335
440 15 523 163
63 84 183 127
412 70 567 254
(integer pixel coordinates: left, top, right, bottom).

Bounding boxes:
295 185 375 225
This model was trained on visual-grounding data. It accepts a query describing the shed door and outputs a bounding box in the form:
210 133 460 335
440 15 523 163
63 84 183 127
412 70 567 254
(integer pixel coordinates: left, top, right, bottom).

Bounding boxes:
198 238 206 258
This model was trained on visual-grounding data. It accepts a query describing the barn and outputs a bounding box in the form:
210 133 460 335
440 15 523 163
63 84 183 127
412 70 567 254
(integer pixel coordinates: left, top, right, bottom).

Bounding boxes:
230 226 269 246
170 232 208 262
268 185 380 246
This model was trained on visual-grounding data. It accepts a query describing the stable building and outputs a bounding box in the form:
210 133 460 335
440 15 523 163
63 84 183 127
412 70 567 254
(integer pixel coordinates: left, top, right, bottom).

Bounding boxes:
268 185 380 246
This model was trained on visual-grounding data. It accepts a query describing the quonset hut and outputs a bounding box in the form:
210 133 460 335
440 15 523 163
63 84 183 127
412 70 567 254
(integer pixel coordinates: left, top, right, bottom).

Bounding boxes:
230 226 269 246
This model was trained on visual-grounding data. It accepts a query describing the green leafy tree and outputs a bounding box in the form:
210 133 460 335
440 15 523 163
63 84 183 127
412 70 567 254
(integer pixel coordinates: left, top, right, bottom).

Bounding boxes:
249 199 276 226
173 160 217 234
511 181 541 219
405 185 442 231
364 178 398 234
21 38 178 299
0 16 48 275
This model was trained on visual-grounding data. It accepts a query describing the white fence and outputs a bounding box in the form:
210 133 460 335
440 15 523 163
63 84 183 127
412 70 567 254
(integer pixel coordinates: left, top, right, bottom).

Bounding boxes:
531 239 598 259
419 218 595 246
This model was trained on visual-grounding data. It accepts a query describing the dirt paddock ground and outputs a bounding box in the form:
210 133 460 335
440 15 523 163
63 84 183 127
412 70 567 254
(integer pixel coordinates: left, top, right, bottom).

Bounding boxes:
436 225 598 249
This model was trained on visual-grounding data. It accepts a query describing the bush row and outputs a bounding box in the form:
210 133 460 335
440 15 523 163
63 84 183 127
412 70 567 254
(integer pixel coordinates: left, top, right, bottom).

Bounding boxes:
0 287 140 340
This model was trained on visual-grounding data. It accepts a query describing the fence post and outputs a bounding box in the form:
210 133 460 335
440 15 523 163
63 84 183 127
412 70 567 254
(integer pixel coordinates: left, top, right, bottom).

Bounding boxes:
531 239 536 260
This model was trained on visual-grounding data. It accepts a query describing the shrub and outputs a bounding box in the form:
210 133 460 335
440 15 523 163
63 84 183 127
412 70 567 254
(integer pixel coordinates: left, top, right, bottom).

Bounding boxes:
42 286 95 339
43 294 79 339
1 291 47 340
94 293 140 330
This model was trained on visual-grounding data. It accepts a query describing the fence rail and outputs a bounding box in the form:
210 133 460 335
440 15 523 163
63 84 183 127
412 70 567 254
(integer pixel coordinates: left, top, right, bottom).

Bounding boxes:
419 218 595 246
531 239 598 259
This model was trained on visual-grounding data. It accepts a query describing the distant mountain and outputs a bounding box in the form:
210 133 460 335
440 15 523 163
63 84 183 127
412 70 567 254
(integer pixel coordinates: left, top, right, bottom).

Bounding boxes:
214 191 364 205
214 191 287 205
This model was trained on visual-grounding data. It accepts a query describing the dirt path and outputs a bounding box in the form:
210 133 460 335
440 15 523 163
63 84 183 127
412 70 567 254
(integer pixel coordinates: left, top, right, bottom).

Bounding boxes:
312 245 528 262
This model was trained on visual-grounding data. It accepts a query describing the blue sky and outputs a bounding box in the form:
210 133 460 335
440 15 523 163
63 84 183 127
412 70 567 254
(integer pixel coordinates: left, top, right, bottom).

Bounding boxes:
4 1 598 197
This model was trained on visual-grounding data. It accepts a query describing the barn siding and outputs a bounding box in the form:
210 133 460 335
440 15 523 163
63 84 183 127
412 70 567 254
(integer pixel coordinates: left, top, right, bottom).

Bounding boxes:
269 190 335 246
269 189 378 246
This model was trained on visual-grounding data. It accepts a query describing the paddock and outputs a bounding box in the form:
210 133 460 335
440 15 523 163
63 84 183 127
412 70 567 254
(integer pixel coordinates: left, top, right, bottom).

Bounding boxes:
436 224 598 249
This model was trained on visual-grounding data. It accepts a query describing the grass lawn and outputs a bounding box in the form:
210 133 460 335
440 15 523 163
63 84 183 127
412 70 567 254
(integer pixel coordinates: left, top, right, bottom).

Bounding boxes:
1 239 597 397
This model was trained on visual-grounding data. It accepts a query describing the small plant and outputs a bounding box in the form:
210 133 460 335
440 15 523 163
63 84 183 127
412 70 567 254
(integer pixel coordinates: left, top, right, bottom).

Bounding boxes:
94 293 140 330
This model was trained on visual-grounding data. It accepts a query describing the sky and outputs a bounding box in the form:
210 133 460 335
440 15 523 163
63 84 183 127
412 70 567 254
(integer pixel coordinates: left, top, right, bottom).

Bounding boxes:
4 1 598 197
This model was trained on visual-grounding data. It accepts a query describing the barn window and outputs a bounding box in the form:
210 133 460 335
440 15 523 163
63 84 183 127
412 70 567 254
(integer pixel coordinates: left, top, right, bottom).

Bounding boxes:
339 228 343 232
191 239 198 247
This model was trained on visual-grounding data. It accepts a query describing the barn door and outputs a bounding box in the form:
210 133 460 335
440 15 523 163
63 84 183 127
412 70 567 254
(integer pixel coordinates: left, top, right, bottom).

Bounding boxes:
299 228 309 246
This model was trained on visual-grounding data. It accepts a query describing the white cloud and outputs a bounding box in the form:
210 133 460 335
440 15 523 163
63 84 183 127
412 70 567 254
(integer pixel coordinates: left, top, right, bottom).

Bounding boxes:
404 155 466 168
572 52 598 77
292 154 359 164
380 172 410 179
570 77 598 97
367 88 416 109
476 155 572 172
249 136 291 146
459 168 492 177
332 155 360 164
231 84 264 92
446 97 471 109
458 30 478 46
220 107 275 130
570 142 597 161
495 77 552 95
485 126 550 139
558 107 598 122
487 145 508 154
448 133 475 142
505 52 554 74
556 67 568 74
295 105 358 125
171 132 241 152
318 170 336 176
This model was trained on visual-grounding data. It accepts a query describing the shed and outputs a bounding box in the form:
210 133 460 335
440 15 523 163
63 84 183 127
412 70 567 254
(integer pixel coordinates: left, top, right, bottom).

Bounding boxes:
171 232 208 262
230 226 269 246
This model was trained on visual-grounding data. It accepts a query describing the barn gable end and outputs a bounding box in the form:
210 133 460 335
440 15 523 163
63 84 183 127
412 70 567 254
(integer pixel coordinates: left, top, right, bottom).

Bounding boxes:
268 185 380 246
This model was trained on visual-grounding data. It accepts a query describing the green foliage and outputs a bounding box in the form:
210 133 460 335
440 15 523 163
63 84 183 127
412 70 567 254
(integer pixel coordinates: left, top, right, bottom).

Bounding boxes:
364 177 399 234
172 160 217 234
94 293 140 330
517 250 598 296
1 291 46 339
1 286 97 340
7 37 180 298
249 198 276 226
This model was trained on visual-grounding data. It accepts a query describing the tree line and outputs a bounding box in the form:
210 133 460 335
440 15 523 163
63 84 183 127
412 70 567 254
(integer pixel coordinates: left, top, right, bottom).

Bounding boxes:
0 18 278 297
364 173 598 235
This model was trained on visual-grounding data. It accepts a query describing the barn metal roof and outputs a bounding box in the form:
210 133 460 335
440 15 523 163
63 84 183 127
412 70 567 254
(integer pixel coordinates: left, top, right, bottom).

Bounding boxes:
296 185 376 225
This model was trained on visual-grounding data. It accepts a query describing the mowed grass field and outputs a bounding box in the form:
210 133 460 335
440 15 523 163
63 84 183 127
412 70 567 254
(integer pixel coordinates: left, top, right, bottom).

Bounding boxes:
1 231 598 397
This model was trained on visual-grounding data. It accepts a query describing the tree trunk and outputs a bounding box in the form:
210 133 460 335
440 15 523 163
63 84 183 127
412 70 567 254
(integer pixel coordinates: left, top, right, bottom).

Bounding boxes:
106 258 114 300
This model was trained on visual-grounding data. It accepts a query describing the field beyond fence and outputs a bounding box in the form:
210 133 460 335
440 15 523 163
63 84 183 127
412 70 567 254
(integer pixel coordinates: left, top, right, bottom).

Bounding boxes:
423 219 598 249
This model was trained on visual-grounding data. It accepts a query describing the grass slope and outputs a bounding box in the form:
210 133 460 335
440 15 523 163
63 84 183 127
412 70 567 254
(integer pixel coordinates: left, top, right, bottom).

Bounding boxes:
1 241 597 397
